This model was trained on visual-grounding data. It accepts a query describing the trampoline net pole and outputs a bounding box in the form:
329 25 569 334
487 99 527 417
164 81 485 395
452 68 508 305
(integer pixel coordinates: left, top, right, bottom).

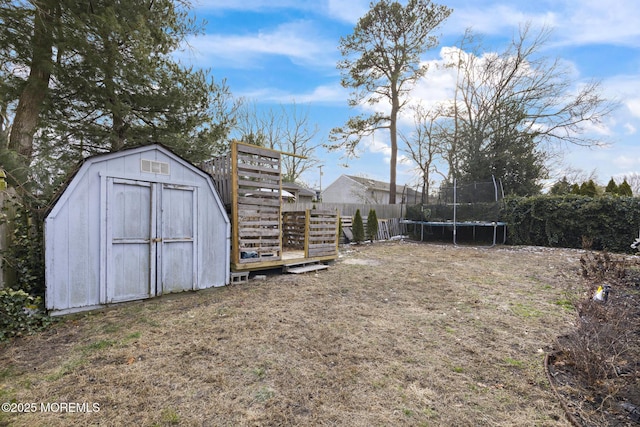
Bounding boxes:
453 178 457 245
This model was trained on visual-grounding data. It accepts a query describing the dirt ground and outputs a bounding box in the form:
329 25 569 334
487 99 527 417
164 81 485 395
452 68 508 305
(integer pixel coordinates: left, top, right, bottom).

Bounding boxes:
0 240 616 426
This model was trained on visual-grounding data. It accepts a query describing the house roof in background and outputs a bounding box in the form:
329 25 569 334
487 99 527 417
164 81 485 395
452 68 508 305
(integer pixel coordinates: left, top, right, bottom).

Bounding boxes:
282 181 316 197
345 175 419 197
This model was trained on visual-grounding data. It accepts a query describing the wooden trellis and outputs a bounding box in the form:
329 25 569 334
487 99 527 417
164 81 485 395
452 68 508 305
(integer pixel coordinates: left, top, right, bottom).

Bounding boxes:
204 142 339 272
306 210 339 258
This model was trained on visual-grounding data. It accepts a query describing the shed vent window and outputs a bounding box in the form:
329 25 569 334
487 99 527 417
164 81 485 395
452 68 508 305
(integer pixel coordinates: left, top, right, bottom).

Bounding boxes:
141 159 170 175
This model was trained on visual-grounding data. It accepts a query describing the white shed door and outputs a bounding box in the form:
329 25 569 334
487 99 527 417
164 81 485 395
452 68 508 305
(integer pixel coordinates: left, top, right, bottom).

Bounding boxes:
105 179 197 303
106 179 156 303
159 184 196 293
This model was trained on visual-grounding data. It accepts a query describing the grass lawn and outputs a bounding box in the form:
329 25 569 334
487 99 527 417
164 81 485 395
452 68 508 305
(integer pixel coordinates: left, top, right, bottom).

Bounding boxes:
1 241 587 426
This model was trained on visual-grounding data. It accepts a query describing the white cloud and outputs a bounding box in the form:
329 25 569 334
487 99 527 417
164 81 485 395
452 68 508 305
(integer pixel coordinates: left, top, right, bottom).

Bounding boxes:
613 155 640 170
409 59 457 106
444 0 640 48
326 0 369 23
626 99 640 120
194 0 370 23
292 84 348 103
556 0 640 47
443 1 557 37
239 83 347 104
366 134 392 157
579 118 615 137
192 0 317 12
359 132 412 171
624 123 637 135
180 20 337 69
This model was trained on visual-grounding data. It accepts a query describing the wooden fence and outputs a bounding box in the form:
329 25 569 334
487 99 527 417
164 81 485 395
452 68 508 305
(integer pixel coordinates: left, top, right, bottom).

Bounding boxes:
234 143 282 264
340 216 404 241
282 211 305 250
282 210 338 257
306 210 339 257
285 203 408 241
202 154 232 207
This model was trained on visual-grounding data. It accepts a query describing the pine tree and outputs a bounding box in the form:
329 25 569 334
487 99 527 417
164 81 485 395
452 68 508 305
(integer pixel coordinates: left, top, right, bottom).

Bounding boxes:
366 209 379 242
605 178 619 195
570 183 581 194
549 176 571 195
330 0 452 204
579 182 588 195
352 209 365 243
580 180 597 197
586 180 598 197
1 1 237 191
618 179 633 196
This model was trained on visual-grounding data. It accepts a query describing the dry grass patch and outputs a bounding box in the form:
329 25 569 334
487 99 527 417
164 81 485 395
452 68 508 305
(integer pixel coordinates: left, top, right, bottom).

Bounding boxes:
0 241 585 426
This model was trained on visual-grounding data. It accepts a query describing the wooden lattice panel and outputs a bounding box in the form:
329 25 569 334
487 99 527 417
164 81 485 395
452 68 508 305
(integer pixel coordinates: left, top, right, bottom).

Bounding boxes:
282 211 306 250
306 210 339 258
233 143 282 263
202 154 232 206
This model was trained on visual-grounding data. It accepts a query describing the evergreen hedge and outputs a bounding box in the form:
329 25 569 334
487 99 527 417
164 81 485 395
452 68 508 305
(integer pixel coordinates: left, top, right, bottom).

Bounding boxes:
501 195 640 253
404 195 640 253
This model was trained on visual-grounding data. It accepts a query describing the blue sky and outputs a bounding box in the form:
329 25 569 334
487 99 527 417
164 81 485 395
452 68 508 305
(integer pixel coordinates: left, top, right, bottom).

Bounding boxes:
179 0 640 193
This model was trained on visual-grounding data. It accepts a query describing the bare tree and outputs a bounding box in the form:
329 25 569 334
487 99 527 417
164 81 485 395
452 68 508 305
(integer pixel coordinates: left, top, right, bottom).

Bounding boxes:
234 100 282 148
551 166 599 187
233 100 321 184
401 103 446 203
280 102 321 183
444 25 615 195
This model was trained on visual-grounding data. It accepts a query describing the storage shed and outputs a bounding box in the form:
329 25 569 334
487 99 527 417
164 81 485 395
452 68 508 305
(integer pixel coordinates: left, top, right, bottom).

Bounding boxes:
45 144 230 316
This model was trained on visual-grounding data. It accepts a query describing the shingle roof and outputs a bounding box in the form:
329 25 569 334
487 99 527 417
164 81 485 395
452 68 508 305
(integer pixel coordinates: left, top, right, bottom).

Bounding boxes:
282 181 316 197
346 175 419 197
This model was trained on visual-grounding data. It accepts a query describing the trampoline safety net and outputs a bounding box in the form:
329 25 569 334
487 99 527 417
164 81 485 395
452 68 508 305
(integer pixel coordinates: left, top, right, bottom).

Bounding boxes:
407 178 504 223
403 178 506 245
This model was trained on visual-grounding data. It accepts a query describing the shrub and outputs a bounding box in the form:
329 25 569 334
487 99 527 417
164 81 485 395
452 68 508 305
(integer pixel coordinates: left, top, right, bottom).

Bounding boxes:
352 209 364 243
562 299 637 386
0 289 53 341
502 195 640 253
559 252 639 390
366 209 378 241
0 195 46 296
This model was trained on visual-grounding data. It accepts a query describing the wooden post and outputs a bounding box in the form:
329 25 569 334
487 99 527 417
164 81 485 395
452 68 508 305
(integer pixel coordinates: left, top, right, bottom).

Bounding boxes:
230 142 239 265
335 210 340 253
303 209 310 258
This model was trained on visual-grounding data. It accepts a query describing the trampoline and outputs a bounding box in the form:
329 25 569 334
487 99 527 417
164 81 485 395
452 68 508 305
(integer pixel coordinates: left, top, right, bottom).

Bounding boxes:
400 220 507 247
403 177 507 247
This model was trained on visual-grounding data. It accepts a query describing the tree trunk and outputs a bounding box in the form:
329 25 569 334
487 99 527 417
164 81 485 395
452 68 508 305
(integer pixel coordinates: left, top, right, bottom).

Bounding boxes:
389 95 399 205
422 173 428 204
0 104 9 146
8 1 54 166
